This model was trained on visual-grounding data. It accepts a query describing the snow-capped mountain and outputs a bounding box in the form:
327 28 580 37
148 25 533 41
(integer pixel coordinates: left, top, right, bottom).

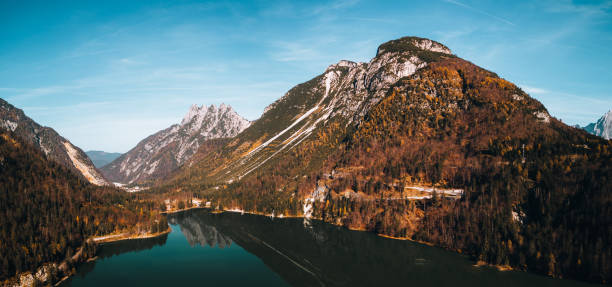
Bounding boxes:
0 98 109 185
583 110 612 140
101 103 250 184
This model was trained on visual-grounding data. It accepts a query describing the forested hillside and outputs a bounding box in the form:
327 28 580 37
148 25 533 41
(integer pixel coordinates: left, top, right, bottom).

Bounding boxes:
325 58 612 282
0 130 167 283
0 98 109 186
156 38 612 283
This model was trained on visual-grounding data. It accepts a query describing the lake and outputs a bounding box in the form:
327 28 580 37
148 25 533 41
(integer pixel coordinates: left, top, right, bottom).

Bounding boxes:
62 209 601 287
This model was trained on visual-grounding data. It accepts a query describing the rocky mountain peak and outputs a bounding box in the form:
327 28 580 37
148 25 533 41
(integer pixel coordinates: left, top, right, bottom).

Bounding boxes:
376 36 452 57
181 104 206 126
584 109 612 140
102 103 250 184
325 60 362 72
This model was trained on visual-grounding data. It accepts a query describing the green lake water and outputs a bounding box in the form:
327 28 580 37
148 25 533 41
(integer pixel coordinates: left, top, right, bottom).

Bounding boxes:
62 209 601 287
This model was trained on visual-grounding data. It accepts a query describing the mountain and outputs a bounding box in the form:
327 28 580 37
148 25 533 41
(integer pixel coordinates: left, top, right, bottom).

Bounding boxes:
101 103 250 184
582 109 611 139
86 150 122 168
170 37 455 184
163 36 612 283
0 98 108 186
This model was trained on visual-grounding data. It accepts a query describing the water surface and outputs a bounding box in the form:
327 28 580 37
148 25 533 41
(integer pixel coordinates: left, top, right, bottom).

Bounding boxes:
63 209 600 286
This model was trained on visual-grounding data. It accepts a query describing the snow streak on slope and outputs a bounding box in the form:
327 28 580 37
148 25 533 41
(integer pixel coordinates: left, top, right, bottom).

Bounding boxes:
212 37 455 182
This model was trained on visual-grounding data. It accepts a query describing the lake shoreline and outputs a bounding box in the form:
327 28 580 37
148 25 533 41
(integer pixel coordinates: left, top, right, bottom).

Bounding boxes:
92 227 172 244
168 207 522 275
3 228 172 287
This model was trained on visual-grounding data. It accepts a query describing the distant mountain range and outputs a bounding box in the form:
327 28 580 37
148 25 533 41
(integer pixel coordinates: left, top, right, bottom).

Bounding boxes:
0 98 108 185
101 103 250 184
580 110 611 140
85 150 122 168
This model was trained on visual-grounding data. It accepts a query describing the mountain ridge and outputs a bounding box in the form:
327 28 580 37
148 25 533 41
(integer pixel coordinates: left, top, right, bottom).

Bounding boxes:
101 103 250 184
0 98 109 186
170 37 457 185
582 109 612 140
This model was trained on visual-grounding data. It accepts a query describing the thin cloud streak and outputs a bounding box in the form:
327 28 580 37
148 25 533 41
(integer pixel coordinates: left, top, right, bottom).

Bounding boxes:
443 0 516 26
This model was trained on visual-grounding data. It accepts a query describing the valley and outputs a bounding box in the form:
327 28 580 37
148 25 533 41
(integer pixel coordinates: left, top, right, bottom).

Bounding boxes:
1 36 610 286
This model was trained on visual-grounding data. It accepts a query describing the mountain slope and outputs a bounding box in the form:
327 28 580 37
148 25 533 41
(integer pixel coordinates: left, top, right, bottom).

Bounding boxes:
102 103 250 184
583 109 612 139
0 130 167 284
163 36 611 283
0 98 108 185
86 150 122 168
169 37 455 186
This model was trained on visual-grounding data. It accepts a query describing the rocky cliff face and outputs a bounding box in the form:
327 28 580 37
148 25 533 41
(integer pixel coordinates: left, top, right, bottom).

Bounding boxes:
0 98 108 185
101 103 250 184
174 36 456 183
583 109 612 140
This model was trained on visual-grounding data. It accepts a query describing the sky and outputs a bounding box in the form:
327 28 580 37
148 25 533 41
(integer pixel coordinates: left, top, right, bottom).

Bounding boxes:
1 0 611 153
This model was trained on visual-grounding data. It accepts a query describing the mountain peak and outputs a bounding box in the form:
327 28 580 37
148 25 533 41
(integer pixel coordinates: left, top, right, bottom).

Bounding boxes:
181 104 205 125
219 102 228 111
325 60 361 72
181 103 242 126
102 102 250 184
594 109 612 139
376 36 452 57
582 109 612 140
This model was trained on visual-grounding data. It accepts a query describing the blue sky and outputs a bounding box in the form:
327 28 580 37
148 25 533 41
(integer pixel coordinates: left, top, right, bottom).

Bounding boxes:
1 0 611 152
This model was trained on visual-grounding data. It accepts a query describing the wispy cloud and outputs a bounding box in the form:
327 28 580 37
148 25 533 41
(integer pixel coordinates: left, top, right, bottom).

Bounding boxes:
342 16 399 24
443 0 515 26
311 0 360 15
433 27 476 43
272 42 321 62
544 0 611 16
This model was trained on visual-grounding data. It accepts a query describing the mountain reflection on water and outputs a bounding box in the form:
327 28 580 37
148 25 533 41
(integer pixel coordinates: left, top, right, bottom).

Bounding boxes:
168 210 593 287
64 210 598 287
